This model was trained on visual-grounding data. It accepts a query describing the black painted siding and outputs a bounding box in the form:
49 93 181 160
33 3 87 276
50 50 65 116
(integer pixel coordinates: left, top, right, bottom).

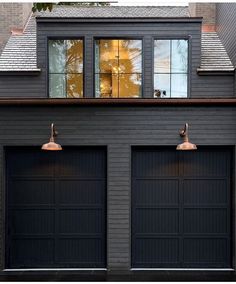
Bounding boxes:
0 20 234 98
0 75 45 98
0 105 235 272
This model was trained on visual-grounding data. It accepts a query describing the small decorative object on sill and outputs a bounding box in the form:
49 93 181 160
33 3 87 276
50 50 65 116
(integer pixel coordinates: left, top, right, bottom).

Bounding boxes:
176 123 197 151
41 123 62 151
154 89 166 98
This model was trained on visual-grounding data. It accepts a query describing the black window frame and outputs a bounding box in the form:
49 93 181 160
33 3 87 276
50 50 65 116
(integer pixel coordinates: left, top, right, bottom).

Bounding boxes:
93 37 144 98
152 36 191 99
47 37 85 99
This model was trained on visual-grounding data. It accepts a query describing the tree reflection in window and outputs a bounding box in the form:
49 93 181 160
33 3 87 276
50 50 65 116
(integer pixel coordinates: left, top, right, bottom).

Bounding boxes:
95 39 142 98
154 39 188 98
49 39 83 98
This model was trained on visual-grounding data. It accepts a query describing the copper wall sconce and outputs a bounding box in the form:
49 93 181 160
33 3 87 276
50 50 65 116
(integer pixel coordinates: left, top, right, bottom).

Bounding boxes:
176 123 197 151
41 123 62 151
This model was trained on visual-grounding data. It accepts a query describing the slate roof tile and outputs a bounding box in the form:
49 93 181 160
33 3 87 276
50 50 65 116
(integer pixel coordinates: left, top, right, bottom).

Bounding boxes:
198 32 234 72
0 15 39 71
37 5 190 18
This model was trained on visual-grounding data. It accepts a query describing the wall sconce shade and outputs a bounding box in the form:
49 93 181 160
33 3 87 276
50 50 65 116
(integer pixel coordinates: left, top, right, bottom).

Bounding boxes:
41 123 62 151
176 123 197 151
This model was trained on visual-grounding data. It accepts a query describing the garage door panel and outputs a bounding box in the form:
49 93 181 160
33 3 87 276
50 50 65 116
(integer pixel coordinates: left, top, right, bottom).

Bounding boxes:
8 151 54 177
132 147 231 268
58 180 105 205
183 238 228 267
10 180 54 205
133 238 179 267
6 147 106 269
11 209 54 235
134 180 179 206
182 151 229 177
57 149 106 178
133 150 178 177
183 208 228 234
183 180 227 205
57 238 105 266
11 239 54 268
59 209 103 234
135 208 179 234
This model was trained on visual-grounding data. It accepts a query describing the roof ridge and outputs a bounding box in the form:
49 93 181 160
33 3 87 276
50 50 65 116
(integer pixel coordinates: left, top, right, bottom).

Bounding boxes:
52 5 188 7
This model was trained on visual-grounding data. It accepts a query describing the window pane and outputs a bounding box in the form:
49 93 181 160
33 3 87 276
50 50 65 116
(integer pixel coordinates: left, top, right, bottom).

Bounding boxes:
49 39 84 98
49 74 66 98
119 73 142 98
154 39 188 98
154 40 170 73
171 40 188 73
49 40 66 73
154 74 170 98
95 40 118 74
171 74 187 98
99 73 113 98
66 40 83 73
112 74 119 98
67 74 83 98
119 40 142 73
95 73 118 98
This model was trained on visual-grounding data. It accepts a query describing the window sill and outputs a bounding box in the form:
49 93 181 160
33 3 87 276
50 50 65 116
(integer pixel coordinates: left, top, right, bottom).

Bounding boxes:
0 98 235 106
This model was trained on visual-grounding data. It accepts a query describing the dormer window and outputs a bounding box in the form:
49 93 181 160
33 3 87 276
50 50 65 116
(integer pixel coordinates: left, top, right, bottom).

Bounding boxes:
154 39 188 98
48 39 83 98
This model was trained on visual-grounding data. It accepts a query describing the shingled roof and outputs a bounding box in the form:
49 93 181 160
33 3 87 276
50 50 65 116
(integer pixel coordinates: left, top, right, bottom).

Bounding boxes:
197 32 234 73
37 5 190 18
0 8 234 73
0 16 39 71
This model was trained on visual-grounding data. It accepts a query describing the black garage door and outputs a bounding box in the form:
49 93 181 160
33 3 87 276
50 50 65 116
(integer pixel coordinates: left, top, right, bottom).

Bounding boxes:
132 147 231 268
6 147 106 269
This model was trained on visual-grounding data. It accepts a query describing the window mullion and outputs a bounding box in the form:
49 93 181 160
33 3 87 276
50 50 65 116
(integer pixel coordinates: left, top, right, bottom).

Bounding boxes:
170 40 172 98
65 40 67 98
118 40 120 98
